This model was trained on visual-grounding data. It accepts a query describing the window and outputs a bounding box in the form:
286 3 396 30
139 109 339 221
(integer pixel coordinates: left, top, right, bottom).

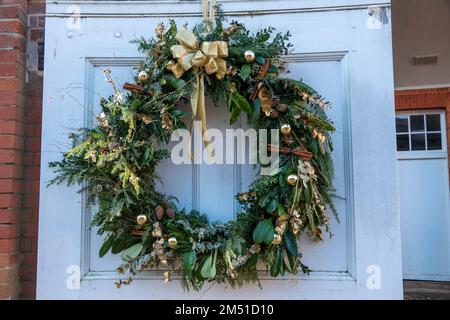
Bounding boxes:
395 113 443 152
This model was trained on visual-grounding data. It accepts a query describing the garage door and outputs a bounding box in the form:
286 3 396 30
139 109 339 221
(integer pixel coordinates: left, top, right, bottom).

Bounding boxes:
396 111 450 281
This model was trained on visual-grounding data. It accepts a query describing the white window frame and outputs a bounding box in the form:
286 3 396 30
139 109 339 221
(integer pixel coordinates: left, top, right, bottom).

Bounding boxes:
396 110 447 160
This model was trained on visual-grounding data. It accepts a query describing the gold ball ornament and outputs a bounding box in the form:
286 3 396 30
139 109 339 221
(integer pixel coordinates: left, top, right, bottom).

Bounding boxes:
168 237 178 248
280 124 292 135
272 234 282 245
244 50 256 63
136 214 147 225
286 174 299 186
138 70 149 83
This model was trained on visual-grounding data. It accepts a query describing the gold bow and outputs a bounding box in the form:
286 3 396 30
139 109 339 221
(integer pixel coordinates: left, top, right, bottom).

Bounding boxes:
168 28 228 162
169 28 228 80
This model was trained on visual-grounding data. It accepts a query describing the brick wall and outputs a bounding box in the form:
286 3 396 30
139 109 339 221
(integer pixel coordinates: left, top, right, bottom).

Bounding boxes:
0 0 44 300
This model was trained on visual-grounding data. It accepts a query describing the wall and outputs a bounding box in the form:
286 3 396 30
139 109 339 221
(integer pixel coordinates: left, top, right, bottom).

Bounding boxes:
0 0 44 300
392 0 450 88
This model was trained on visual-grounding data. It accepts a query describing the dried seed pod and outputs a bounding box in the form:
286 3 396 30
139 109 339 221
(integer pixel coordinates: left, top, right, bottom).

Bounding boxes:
270 109 279 119
165 207 175 219
155 205 164 220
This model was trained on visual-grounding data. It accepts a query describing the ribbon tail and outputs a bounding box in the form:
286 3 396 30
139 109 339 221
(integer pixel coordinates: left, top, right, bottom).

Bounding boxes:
189 71 215 163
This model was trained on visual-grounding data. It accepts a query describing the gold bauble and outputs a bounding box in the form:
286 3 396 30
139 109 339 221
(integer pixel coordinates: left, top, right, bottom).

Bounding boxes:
286 174 299 186
272 234 282 245
280 124 292 135
136 214 147 225
168 237 178 248
138 70 149 83
244 50 256 63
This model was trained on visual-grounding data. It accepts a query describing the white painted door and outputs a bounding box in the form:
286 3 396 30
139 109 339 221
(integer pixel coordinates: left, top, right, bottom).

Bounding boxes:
38 0 403 299
396 111 450 281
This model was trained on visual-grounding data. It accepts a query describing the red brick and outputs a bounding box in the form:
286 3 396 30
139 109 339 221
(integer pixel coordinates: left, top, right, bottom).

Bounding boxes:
20 280 35 299
23 166 39 179
22 180 39 194
21 252 36 266
25 110 41 124
0 20 26 35
23 194 39 209
0 107 24 121
29 28 42 41
0 193 21 208
19 237 30 251
0 282 20 299
19 265 36 280
0 49 25 64
0 120 23 136
0 34 26 52
0 238 18 254
28 2 45 15
0 91 26 107
0 165 22 179
24 138 40 152
0 149 21 164
0 78 24 93
0 253 19 268
0 135 23 149
0 179 21 193
0 209 18 224
0 0 28 8
0 5 27 23
0 224 19 239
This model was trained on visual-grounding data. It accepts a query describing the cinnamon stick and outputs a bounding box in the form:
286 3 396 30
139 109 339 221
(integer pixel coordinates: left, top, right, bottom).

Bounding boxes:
267 144 313 160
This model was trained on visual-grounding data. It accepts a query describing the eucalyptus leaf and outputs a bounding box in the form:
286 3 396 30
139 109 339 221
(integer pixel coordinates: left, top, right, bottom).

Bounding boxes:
283 229 298 257
99 234 115 258
183 250 197 272
252 218 275 245
121 243 143 261
239 64 251 80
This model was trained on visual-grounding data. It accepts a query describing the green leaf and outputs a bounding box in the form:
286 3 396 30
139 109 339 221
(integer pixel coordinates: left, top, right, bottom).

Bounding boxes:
265 198 278 214
259 33 270 43
235 93 252 113
256 55 266 65
283 229 299 257
270 248 284 277
239 64 251 80
277 203 288 217
121 243 143 261
229 104 241 125
251 99 261 121
143 145 153 163
99 234 115 258
183 250 197 273
252 218 275 245
111 236 127 254
200 250 217 279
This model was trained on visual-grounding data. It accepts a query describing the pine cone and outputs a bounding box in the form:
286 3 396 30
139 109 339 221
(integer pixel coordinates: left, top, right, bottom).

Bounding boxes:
165 207 175 219
155 205 164 220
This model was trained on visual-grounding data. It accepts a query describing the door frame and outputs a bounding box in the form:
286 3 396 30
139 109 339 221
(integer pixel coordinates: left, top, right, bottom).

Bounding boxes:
38 0 403 299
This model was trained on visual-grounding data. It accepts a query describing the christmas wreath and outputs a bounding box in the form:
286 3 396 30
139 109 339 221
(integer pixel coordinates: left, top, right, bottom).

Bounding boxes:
49 7 337 290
